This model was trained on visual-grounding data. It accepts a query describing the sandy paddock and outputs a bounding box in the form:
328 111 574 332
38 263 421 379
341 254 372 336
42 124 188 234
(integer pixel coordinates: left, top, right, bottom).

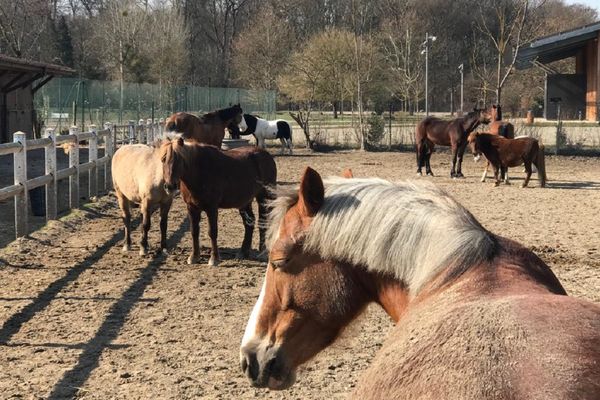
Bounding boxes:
0 149 599 399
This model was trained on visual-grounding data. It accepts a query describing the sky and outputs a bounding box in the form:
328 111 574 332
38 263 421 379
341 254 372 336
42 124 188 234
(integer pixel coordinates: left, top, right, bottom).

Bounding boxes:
565 0 600 14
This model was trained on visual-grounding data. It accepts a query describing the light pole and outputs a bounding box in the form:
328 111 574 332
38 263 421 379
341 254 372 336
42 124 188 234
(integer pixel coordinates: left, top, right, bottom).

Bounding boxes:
458 63 464 113
421 33 436 116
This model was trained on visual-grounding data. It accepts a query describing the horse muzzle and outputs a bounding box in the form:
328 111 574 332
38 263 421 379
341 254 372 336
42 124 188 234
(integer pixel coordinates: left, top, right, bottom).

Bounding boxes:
240 344 296 390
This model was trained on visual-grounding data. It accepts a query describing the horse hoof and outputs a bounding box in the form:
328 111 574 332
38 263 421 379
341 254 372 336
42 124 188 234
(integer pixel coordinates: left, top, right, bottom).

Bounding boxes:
494 182 501 187
455 173 464 178
505 181 511 185
122 245 131 252
417 171 423 176
208 257 220 267
187 255 200 265
480 178 486 183
426 172 434 177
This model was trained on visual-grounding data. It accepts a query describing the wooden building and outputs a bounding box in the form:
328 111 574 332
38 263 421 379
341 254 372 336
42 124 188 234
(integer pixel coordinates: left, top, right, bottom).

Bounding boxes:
0 54 74 143
517 21 600 121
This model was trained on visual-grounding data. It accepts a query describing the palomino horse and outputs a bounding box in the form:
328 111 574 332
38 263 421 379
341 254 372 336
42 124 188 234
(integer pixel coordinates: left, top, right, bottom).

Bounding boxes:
468 132 547 187
479 104 516 182
415 108 488 177
111 144 174 255
164 104 243 147
240 167 600 397
229 114 293 154
159 137 276 266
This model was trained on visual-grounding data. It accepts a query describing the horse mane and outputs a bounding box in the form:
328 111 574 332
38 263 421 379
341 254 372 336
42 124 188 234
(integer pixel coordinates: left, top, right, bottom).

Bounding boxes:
268 178 497 294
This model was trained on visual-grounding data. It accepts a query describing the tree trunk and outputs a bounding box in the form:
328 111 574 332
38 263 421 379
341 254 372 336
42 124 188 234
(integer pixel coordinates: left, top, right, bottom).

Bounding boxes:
333 101 339 119
289 111 314 150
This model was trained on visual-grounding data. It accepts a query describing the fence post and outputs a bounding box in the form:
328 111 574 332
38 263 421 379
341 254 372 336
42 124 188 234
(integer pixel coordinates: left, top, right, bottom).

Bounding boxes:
146 118 153 144
89 124 98 199
138 119 145 144
69 126 80 209
104 122 113 191
128 120 135 144
45 128 57 220
13 132 27 238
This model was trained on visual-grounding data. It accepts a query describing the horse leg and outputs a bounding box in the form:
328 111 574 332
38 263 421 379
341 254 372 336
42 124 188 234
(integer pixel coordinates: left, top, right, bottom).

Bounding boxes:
206 208 220 267
455 142 466 178
450 145 458 178
287 138 293 155
481 160 489 182
116 191 132 252
237 203 255 259
416 142 424 175
186 205 202 265
279 138 285 155
139 199 152 256
504 168 510 184
159 198 172 253
257 194 269 254
493 165 501 186
522 161 532 188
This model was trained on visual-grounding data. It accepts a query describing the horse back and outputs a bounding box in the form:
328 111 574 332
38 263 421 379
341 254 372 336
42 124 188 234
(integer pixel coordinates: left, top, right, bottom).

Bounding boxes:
416 117 456 147
353 293 600 399
111 144 166 203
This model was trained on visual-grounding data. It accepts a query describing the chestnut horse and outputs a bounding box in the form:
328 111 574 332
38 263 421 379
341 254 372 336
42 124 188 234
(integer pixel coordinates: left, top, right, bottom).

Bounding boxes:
468 132 546 187
164 104 243 147
479 104 516 182
415 109 489 178
240 167 600 397
160 137 276 266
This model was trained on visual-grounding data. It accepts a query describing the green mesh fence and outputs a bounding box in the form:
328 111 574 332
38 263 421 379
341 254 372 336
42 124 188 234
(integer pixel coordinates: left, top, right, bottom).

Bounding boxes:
35 78 277 131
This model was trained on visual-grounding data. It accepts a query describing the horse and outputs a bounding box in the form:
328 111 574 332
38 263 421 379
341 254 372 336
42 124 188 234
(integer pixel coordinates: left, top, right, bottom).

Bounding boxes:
468 132 546 187
239 167 600 398
111 144 174 255
486 104 515 138
164 104 243 147
415 108 489 178
229 114 293 154
159 137 277 266
479 104 516 182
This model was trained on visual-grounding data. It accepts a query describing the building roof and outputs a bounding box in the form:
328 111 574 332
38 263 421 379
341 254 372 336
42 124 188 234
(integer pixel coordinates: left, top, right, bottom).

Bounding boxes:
0 54 75 94
516 21 600 69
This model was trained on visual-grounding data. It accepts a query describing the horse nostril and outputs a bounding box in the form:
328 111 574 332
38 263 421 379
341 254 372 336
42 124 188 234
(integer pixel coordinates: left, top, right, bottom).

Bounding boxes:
242 351 260 383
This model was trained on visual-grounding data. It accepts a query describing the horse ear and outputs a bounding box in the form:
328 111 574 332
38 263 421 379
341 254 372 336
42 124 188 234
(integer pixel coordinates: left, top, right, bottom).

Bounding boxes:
342 168 354 178
298 167 324 217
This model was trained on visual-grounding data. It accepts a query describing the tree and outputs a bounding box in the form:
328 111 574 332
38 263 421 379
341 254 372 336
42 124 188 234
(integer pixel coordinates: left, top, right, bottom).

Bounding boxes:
0 0 52 59
54 15 74 67
232 5 295 90
473 0 542 106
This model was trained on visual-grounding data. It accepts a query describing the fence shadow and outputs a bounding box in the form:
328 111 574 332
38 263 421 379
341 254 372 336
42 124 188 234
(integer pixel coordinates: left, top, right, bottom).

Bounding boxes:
47 218 188 399
0 220 138 345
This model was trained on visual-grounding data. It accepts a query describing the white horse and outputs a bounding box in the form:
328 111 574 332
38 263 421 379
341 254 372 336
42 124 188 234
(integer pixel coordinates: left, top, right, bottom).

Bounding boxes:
235 114 293 154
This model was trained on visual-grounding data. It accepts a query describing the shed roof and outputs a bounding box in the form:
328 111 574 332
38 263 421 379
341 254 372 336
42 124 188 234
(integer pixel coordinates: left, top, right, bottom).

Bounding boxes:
516 21 600 69
0 54 75 94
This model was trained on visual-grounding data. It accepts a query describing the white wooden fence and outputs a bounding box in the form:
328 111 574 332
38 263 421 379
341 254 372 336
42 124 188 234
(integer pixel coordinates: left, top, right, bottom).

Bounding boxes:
0 119 164 240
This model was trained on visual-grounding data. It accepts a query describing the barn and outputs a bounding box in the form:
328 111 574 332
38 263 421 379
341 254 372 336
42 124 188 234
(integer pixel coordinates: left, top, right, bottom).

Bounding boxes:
517 21 600 121
0 54 74 143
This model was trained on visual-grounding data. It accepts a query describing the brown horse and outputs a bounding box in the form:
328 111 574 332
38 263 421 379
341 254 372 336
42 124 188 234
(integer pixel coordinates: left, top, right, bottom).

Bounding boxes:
112 144 174 255
240 167 600 397
159 137 276 266
468 132 546 187
486 104 515 138
415 108 489 178
164 104 243 147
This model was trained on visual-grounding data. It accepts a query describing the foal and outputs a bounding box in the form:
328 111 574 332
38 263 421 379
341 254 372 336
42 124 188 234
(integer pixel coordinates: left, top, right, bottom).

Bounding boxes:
468 132 546 187
160 138 276 265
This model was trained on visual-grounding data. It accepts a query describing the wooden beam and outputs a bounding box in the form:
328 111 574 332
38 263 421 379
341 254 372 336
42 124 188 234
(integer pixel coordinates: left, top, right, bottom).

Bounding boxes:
3 72 42 93
32 75 54 93
1 72 26 92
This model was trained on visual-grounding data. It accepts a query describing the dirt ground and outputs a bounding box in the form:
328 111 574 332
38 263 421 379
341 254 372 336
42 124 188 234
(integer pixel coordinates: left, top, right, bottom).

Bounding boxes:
0 148 599 400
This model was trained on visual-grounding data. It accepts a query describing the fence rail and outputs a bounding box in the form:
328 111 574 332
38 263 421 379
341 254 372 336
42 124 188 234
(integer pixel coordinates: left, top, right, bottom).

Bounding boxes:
0 119 164 240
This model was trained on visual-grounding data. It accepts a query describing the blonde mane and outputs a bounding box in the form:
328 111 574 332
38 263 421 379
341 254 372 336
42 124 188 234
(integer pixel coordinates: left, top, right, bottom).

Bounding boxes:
268 177 497 294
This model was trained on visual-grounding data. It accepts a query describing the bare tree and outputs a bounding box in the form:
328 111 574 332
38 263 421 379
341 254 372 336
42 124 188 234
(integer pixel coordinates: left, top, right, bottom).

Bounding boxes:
0 0 51 58
474 0 543 105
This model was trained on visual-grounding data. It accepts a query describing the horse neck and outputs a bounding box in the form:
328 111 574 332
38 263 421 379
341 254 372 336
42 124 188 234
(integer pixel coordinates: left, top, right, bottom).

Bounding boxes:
462 116 480 133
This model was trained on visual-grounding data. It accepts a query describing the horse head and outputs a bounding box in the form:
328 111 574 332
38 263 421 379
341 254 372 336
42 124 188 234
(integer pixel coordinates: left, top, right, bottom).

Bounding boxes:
159 137 185 195
240 167 366 390
238 114 248 132
467 131 482 161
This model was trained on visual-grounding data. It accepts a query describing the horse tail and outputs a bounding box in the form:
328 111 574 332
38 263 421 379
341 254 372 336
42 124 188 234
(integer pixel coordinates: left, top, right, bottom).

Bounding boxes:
537 143 547 187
